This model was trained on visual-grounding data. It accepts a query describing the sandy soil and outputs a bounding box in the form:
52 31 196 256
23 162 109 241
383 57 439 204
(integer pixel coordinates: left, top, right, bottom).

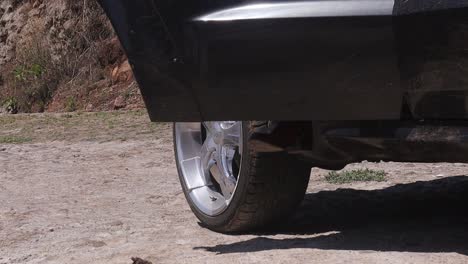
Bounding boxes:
1 112 468 264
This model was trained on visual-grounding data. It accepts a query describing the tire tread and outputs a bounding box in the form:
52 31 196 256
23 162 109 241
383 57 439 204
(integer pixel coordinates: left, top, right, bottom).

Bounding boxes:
221 122 310 232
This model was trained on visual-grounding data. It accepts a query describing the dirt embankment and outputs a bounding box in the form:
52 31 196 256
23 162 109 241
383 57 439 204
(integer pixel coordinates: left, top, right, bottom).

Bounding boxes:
1 112 468 263
0 0 144 114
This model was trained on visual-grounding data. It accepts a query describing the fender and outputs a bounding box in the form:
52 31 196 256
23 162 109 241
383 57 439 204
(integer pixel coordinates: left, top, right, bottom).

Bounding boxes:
98 0 468 122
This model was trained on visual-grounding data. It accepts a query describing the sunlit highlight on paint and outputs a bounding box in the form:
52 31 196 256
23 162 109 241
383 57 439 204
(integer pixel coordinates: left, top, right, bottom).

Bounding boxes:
196 1 393 21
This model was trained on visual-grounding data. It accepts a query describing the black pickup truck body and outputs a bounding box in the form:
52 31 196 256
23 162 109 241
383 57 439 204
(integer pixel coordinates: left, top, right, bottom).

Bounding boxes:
99 1 468 167
99 0 468 122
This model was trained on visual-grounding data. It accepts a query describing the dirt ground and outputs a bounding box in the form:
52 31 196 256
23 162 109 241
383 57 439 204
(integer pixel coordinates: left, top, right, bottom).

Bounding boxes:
1 112 468 264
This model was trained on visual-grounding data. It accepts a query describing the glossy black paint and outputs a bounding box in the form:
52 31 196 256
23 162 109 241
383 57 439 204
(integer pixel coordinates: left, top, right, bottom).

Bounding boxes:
99 0 468 122
396 7 468 119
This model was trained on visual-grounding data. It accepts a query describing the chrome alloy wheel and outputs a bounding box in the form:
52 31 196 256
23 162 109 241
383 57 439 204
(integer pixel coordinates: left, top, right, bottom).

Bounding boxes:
175 122 243 216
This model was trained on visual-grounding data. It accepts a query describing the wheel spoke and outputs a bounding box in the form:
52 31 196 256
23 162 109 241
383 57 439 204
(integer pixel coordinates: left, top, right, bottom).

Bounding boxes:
200 137 216 183
221 122 241 149
222 121 241 135
210 164 236 199
223 176 237 198
208 160 224 193
203 122 218 133
211 152 236 198
223 133 240 146
200 137 215 168
222 146 237 175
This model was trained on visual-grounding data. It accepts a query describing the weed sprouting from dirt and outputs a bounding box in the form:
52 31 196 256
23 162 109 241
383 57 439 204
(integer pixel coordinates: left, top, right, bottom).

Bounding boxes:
1 96 18 114
0 111 167 144
325 169 388 184
7 33 57 112
65 97 77 112
0 136 32 144
13 63 44 81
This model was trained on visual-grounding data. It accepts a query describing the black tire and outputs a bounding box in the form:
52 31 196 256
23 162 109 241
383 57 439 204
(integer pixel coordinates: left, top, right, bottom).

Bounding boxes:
174 121 311 233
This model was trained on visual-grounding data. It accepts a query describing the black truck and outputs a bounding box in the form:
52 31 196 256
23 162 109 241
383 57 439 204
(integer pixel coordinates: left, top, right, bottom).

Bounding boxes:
99 0 468 232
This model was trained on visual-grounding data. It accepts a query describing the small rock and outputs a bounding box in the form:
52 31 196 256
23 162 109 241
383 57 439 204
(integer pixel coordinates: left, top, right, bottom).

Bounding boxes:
131 257 152 264
86 240 107 248
112 60 133 83
113 95 126 109
111 66 119 81
85 103 94 112
109 220 124 227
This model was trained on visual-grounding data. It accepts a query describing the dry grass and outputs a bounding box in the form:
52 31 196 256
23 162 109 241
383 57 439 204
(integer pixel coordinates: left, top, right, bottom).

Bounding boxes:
60 0 115 82
0 110 169 144
2 0 117 113
0 135 32 144
7 30 59 112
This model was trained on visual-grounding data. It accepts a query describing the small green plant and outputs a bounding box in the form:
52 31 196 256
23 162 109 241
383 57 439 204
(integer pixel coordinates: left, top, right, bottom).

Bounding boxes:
65 97 77 112
29 63 44 78
2 97 19 114
13 66 27 81
0 136 32 144
325 169 387 184
13 63 44 81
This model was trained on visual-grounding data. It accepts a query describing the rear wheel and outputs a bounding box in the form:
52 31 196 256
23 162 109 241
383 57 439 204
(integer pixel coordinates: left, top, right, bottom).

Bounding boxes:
174 121 311 233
